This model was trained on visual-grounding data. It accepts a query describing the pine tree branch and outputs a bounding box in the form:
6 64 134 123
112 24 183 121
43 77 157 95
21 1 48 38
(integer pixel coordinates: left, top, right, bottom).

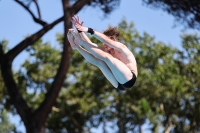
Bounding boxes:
14 0 47 26
0 45 31 125
33 0 72 124
72 0 91 14
6 16 64 62
32 0 42 19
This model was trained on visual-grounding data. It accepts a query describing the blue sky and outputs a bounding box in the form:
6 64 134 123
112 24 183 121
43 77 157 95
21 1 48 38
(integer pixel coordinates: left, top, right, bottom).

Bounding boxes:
0 0 197 132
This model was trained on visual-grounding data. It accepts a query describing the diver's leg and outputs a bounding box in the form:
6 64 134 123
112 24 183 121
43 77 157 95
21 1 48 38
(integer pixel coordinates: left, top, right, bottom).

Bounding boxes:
76 45 118 88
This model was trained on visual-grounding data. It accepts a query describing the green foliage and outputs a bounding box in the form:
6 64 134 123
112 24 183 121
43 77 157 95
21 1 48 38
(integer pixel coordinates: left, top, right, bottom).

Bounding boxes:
0 109 15 133
15 39 62 109
0 40 12 112
115 19 200 132
0 41 14 132
0 39 9 53
1 19 200 133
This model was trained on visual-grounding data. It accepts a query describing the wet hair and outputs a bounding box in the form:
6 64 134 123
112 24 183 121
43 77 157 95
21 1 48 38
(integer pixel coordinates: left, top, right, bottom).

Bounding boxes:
102 26 120 41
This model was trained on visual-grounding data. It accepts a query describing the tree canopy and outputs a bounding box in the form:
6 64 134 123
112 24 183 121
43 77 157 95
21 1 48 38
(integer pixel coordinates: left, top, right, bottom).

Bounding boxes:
2 19 199 132
142 0 200 30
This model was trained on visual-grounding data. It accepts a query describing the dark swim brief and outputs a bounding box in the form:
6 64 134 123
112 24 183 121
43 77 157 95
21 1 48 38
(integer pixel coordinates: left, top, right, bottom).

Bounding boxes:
117 72 137 91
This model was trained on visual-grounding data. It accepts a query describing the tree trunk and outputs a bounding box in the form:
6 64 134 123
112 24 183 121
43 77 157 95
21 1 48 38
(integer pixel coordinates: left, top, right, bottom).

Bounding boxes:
25 121 45 133
139 123 143 133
